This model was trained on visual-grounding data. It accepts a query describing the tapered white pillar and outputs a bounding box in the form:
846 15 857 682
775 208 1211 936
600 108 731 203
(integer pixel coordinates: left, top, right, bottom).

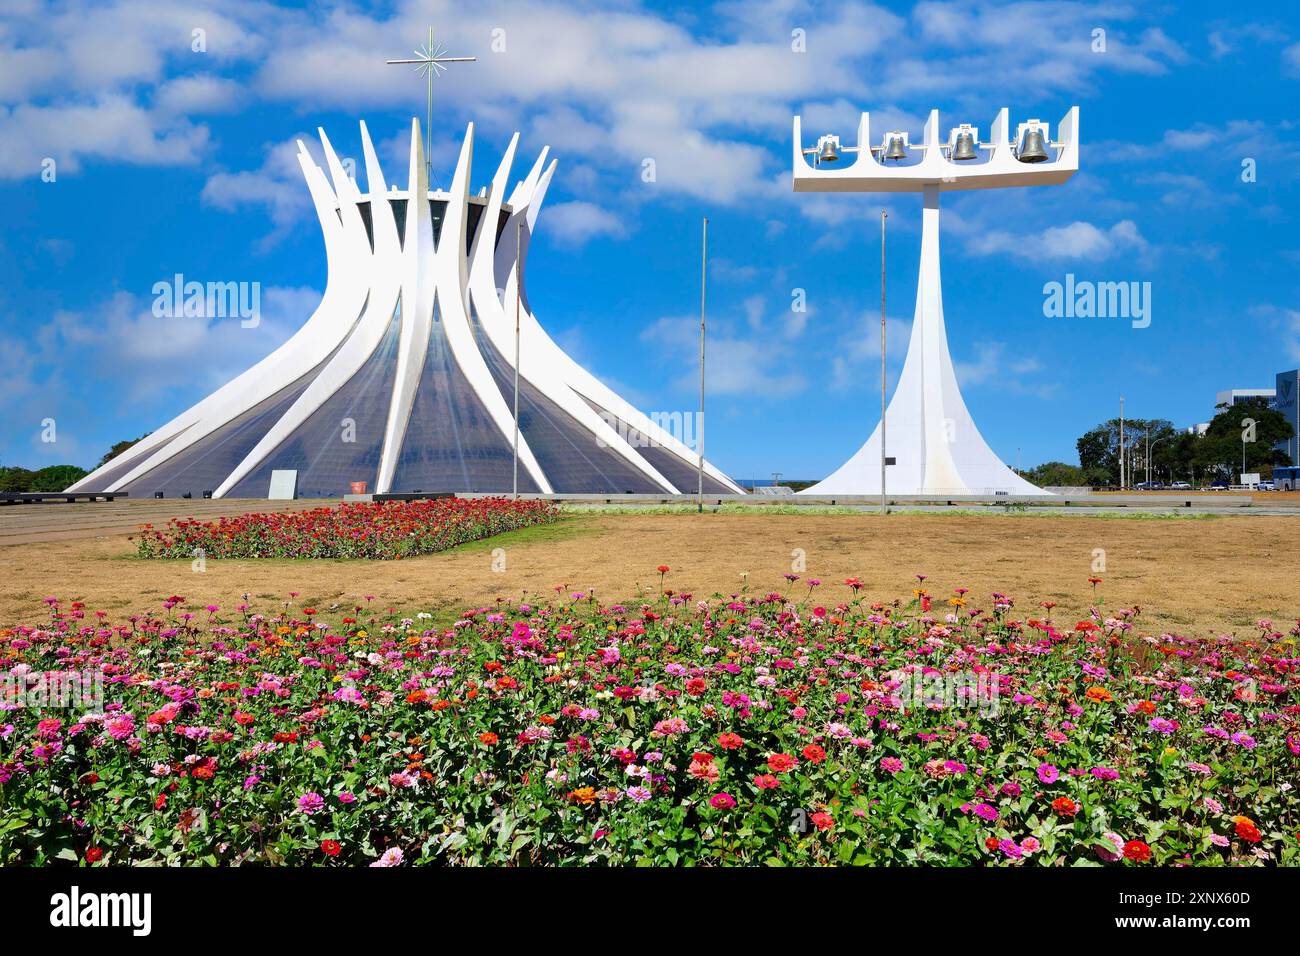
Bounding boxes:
806 186 1045 495
793 106 1078 497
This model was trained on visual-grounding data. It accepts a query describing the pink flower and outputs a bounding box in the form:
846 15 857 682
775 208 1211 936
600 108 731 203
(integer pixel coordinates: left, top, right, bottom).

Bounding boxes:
1148 717 1178 735
104 714 135 741
1036 763 1059 784
296 792 325 814
710 792 736 810
370 847 404 867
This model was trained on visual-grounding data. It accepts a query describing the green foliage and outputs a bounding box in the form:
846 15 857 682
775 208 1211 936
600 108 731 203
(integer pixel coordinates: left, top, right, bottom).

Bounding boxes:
98 434 150 468
0 464 88 493
28 464 90 492
1071 398 1296 487
1015 461 1089 487
0 467 35 493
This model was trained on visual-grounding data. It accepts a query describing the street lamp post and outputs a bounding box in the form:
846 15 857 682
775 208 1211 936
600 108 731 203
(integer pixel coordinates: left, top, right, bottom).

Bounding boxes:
880 209 887 515
1119 396 1125 491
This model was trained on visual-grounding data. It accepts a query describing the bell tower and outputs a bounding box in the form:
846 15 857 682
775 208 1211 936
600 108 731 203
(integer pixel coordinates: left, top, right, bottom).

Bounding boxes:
792 107 1079 496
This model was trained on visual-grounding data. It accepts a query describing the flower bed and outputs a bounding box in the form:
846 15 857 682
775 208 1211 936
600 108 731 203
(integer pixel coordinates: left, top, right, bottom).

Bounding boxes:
1 580 1297 866
134 498 560 560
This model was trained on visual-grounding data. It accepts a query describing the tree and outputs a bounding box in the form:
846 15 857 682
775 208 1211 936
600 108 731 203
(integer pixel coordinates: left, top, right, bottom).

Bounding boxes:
98 434 150 468
1076 417 1176 487
1192 398 1292 480
0 467 35 492
1016 461 1089 487
30 464 89 492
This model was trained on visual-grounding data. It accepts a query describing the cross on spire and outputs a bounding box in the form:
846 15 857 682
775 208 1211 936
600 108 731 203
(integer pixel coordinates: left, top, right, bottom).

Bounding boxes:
386 27 476 181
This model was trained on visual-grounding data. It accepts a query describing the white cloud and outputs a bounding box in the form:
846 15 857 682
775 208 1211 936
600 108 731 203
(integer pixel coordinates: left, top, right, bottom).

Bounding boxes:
0 96 210 179
639 314 806 398
1286 42 1300 75
954 341 1054 397
968 219 1149 264
46 285 316 404
541 200 628 248
153 75 243 116
201 135 316 247
829 315 911 390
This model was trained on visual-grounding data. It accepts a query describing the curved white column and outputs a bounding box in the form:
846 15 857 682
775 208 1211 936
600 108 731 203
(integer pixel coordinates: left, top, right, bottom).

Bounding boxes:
470 145 680 493
75 117 744 499
71 143 371 494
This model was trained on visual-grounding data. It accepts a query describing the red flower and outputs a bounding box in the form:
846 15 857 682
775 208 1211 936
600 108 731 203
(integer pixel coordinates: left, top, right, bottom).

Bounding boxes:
685 677 707 696
753 773 780 790
985 837 1000 851
1051 796 1078 817
811 811 834 831
321 840 341 857
657 565 670 574
478 732 499 746
768 753 798 774
1123 840 1152 862
801 744 826 764
717 732 744 750
1235 820 1261 843
85 847 104 863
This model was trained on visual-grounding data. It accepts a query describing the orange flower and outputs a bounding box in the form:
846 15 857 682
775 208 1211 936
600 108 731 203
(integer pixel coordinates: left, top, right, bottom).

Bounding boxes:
1085 686 1114 703
1051 797 1078 817
568 787 597 805
478 732 499 746
1235 819 1261 843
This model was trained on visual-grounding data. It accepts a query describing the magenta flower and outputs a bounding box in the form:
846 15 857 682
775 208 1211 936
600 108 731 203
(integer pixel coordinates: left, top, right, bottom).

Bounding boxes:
710 792 736 810
296 792 325 814
1036 763 1059 784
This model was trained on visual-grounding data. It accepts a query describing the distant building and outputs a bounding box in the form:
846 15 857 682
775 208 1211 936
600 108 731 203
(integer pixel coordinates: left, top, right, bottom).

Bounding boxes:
1215 388 1276 409
1276 370 1300 465
1186 422 1210 436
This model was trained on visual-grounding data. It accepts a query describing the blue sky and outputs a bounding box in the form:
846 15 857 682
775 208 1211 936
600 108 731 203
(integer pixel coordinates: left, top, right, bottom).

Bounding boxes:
2 0 1298 480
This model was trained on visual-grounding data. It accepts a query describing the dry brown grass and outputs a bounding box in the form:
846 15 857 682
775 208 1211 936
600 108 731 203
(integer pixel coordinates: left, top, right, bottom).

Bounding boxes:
1 500 1296 635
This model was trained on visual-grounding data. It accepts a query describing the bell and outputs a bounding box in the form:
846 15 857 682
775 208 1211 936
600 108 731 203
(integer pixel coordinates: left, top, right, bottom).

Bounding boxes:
818 138 840 163
884 135 907 161
951 130 977 161
1017 127 1049 163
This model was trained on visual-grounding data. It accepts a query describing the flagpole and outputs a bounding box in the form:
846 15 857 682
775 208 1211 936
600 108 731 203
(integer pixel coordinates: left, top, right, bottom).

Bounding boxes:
513 218 521 499
698 217 707 514
880 209 887 515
